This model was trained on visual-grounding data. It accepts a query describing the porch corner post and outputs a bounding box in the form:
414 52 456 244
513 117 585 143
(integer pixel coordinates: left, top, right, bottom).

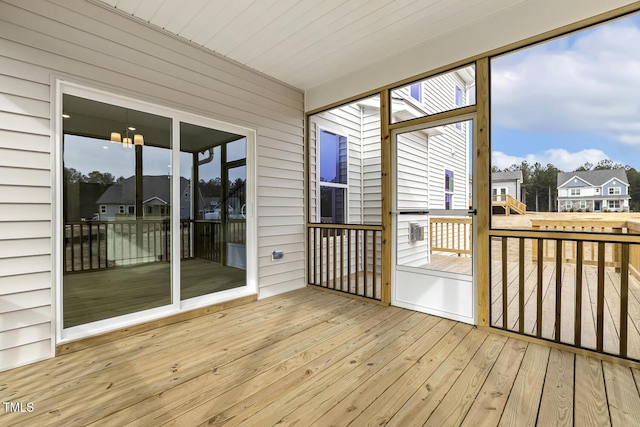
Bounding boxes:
476 57 491 327
381 89 392 305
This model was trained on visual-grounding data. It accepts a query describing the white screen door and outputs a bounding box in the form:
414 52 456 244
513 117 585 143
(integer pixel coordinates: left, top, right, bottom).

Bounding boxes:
391 116 476 324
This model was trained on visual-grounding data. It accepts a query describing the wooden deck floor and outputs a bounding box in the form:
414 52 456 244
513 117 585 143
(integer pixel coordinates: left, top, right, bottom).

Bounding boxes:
63 259 245 327
2 287 639 426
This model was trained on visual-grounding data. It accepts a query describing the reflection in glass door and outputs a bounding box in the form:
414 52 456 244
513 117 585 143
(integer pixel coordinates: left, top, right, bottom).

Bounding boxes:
179 123 246 300
392 118 476 324
62 94 172 328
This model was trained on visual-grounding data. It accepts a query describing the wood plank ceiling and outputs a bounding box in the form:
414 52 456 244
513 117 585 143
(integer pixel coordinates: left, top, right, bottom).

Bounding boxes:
96 0 527 90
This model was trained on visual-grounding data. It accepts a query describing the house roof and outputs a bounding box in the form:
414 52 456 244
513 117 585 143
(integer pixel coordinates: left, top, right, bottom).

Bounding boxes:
492 171 523 181
557 169 629 188
97 175 189 205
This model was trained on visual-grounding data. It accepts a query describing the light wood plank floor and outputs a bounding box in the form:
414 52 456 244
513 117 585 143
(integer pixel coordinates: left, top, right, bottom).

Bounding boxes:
63 259 245 328
1 287 638 426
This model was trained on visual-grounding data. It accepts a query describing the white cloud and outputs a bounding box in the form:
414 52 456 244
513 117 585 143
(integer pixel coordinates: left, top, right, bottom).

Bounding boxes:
492 148 616 171
492 18 640 146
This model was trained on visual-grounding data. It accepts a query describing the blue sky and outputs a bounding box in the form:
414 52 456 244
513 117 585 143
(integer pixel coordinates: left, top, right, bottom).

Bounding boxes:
491 11 640 171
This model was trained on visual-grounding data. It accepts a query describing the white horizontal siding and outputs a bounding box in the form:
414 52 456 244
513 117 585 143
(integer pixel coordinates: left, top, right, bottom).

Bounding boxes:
0 0 304 371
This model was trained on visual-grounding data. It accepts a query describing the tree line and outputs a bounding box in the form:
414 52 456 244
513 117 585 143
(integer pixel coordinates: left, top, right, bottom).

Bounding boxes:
492 159 640 212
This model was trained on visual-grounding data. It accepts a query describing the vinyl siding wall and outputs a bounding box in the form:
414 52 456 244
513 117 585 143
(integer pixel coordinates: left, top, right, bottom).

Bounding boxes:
0 0 304 371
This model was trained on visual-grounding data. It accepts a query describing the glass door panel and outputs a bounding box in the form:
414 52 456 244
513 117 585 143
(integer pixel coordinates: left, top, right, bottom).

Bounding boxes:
179 123 246 300
62 94 172 328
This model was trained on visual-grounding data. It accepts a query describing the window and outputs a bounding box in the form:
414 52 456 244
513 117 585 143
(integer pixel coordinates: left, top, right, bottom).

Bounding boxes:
454 86 464 130
319 128 348 223
410 83 421 102
184 192 189 201
100 205 106 214
128 205 135 215
118 205 125 214
445 169 454 209
595 188 600 194
391 64 476 124
579 201 586 209
610 200 621 209
445 169 454 192
609 187 621 195
570 189 581 196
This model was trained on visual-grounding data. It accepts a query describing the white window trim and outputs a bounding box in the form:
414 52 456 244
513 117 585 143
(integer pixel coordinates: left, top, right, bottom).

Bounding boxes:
54 78 258 345
570 188 581 196
609 187 621 195
100 205 106 214
118 205 125 214
315 124 349 224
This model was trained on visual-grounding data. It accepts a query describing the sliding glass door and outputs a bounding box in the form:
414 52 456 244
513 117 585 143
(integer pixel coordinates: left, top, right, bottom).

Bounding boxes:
59 83 254 339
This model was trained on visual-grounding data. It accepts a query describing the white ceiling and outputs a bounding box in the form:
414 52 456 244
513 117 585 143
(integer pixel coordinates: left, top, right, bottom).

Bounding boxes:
97 0 528 90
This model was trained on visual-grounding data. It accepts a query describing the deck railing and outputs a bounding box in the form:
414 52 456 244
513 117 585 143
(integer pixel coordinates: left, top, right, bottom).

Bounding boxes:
64 219 245 272
492 194 526 214
531 219 628 268
307 224 382 301
430 217 472 256
491 234 640 360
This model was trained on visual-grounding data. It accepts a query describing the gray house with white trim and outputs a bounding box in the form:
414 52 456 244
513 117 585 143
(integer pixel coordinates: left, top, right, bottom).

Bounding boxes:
557 169 630 212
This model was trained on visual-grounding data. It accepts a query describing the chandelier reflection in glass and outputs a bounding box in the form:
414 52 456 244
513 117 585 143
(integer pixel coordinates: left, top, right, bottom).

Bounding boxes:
110 126 144 148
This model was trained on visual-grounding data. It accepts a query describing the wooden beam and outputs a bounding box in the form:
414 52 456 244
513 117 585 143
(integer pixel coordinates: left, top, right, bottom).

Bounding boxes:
476 57 490 327
381 88 392 305
621 244 630 358
502 237 508 330
388 105 476 130
575 241 583 347
597 242 605 352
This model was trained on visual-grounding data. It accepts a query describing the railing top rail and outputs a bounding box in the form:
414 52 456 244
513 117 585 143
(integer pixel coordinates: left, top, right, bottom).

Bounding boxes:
531 219 628 228
490 229 640 243
307 223 382 231
429 217 472 224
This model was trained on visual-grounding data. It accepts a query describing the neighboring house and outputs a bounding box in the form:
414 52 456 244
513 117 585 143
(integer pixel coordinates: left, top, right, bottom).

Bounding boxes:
557 169 631 212
492 171 523 202
310 67 473 226
96 175 194 220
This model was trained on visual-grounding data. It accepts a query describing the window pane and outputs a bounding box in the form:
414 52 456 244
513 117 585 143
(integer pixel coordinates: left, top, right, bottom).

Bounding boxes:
62 93 172 328
491 12 638 231
410 83 421 102
319 130 347 185
320 187 345 224
391 64 476 124
309 94 382 225
226 137 246 162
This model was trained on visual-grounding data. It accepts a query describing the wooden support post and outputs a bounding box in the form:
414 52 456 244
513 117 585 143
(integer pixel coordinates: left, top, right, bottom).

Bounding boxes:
135 144 143 260
531 224 540 263
621 243 630 358
381 88 392 305
476 57 490 327
613 227 623 272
